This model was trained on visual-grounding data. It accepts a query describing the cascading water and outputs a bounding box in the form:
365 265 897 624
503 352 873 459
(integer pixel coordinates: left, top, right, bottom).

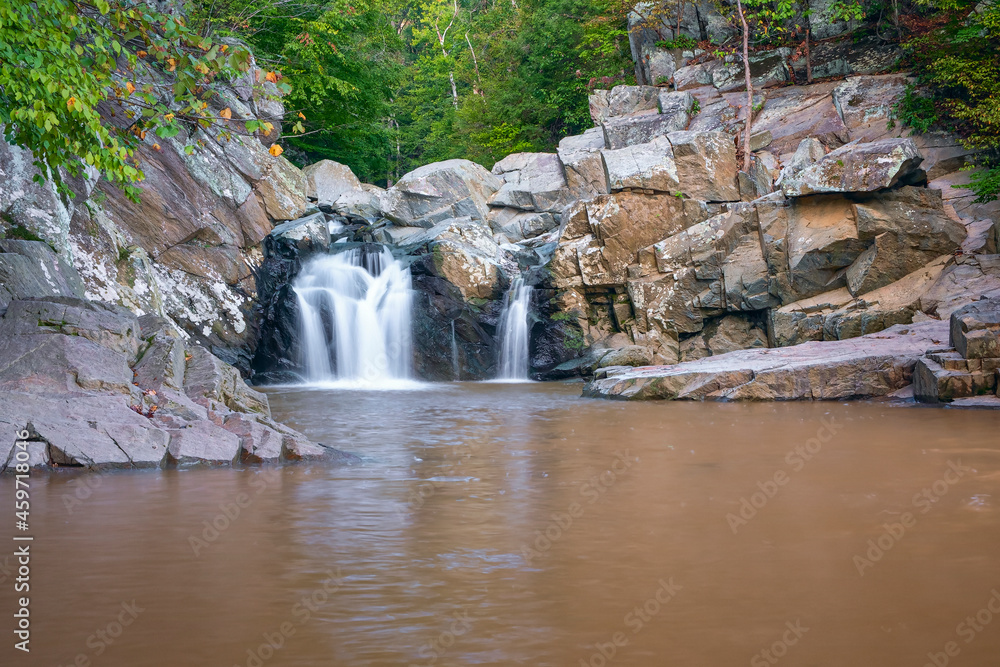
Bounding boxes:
495 278 533 382
293 247 415 388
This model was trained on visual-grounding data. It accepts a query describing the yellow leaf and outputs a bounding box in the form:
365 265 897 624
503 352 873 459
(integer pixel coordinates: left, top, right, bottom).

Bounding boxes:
297 112 306 120
125 81 135 95
167 58 176 72
153 143 161 151
268 144 283 157
137 50 147 58
265 71 278 83
164 113 174 122
67 96 76 111
220 108 232 120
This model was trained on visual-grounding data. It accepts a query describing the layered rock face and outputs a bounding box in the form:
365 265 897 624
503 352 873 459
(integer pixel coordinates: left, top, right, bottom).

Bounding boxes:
0 243 353 470
542 64 997 397
0 56 309 371
913 298 1000 407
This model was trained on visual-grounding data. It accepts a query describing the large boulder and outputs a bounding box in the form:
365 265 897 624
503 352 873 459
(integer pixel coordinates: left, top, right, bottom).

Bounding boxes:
557 128 610 199
490 153 572 213
589 86 661 125
668 130 740 202
302 160 381 219
405 217 509 300
384 160 501 228
585 320 949 400
780 138 924 197
601 137 680 193
603 111 683 150
757 193 869 303
303 159 362 203
950 299 1000 359
844 187 966 296
752 83 851 156
580 192 717 285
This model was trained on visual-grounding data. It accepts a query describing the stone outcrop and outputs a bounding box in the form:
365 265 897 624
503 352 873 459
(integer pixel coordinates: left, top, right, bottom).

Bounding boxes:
383 159 501 228
0 292 355 470
913 298 1000 405
779 138 925 197
585 320 949 400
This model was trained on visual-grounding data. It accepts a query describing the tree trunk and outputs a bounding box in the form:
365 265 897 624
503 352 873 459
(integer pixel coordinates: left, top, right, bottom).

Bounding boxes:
676 0 685 39
449 72 459 109
736 0 753 172
806 26 812 83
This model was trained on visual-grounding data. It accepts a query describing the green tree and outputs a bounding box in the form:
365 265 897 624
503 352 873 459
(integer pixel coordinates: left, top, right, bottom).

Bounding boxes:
0 0 272 199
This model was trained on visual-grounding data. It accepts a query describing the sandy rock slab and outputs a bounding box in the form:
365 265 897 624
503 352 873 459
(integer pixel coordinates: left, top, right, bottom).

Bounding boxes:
584 321 950 401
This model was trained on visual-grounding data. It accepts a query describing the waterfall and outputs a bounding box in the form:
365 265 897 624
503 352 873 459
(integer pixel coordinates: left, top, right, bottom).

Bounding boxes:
450 320 460 381
293 247 415 388
495 278 533 382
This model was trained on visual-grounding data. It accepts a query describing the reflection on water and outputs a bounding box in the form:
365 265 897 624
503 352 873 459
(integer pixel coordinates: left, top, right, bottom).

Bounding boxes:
1 382 999 666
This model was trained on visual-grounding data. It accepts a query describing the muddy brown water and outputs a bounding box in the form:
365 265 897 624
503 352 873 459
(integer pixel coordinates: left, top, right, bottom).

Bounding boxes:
1 382 999 666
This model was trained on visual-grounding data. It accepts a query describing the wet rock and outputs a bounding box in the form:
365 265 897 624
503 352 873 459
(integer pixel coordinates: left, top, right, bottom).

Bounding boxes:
384 159 501 228
405 217 508 301
780 137 924 197
602 136 679 193
584 320 949 401
914 353 999 403
270 212 331 253
167 420 241 466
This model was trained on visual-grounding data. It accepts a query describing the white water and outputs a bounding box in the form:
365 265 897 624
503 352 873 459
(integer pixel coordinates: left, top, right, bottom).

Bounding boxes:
495 278 533 382
293 247 418 389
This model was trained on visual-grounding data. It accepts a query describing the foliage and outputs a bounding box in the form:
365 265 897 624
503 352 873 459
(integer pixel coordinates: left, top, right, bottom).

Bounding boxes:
891 84 939 133
900 0 1000 200
0 0 274 200
655 35 698 49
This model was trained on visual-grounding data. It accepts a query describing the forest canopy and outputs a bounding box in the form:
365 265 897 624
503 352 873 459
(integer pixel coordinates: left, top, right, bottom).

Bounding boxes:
1 0 998 200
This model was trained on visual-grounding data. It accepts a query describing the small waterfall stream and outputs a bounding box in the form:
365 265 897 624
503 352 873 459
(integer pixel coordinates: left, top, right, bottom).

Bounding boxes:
495 278 533 382
293 247 415 388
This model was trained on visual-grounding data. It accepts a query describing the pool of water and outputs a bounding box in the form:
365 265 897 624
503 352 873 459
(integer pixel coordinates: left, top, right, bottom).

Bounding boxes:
2 382 999 666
